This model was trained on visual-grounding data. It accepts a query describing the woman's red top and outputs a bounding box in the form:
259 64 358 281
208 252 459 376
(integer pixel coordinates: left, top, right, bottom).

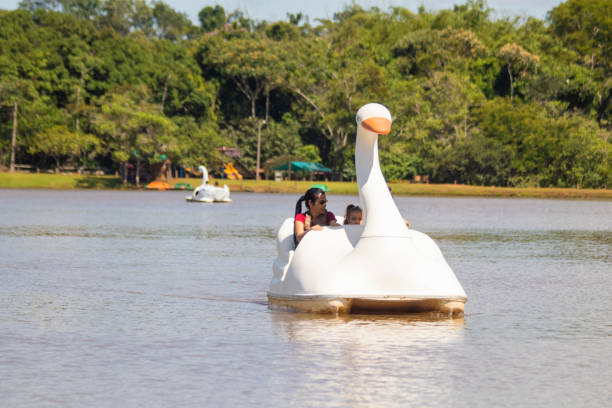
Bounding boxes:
295 211 336 225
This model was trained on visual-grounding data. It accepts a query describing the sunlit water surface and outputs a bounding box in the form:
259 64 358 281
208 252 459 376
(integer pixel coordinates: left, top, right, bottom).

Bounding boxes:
1 189 610 407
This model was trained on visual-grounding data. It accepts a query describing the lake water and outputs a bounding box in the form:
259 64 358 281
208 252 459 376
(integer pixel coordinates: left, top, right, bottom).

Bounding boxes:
0 189 610 407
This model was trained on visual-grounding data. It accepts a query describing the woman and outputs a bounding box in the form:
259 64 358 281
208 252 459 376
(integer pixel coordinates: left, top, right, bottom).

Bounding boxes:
294 187 340 245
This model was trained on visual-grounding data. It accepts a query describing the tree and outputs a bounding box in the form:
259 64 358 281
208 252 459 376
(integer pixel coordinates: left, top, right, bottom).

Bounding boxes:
198 5 225 33
131 0 154 35
286 30 387 177
151 1 193 41
61 0 101 20
131 108 178 185
549 0 612 69
68 49 99 132
98 0 133 35
549 0 612 125
151 39 217 120
28 125 99 172
19 0 100 20
203 33 285 120
432 133 512 185
2 2 609 189
497 43 539 100
380 150 422 181
296 145 321 163
201 32 288 178
173 115 226 170
17 0 60 13
0 79 37 171
93 86 177 185
421 71 484 141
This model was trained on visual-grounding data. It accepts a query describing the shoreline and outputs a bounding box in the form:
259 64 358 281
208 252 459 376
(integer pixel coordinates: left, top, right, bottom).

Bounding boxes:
1 172 611 200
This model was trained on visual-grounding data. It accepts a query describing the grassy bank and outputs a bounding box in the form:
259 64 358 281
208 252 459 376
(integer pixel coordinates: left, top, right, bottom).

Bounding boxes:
211 179 612 199
1 172 611 199
0 172 124 189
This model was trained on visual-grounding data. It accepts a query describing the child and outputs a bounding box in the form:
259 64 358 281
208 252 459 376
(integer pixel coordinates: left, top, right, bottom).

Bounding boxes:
344 204 363 225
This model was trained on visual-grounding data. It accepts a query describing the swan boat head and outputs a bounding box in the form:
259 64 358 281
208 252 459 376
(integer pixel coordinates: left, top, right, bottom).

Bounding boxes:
268 103 467 315
354 103 409 238
356 103 392 135
198 165 209 184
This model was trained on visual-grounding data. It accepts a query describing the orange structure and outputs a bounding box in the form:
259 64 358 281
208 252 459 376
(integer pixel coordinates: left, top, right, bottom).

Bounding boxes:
223 162 243 180
145 181 173 190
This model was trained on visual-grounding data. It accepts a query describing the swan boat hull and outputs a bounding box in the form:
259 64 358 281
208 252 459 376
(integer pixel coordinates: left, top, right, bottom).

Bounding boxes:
185 195 231 203
268 218 467 316
267 294 466 315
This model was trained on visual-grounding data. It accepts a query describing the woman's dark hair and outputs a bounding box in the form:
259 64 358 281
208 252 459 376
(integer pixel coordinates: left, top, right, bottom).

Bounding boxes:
344 204 363 223
294 187 325 217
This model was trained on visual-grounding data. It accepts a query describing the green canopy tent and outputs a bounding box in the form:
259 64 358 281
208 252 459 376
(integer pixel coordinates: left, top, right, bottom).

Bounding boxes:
272 161 332 181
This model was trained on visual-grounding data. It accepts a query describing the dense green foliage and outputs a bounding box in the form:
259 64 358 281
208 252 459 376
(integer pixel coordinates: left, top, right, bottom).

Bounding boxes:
0 0 610 187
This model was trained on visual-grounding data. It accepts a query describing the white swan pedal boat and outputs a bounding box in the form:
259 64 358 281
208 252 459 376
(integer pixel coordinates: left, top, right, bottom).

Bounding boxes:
186 165 231 203
267 103 467 316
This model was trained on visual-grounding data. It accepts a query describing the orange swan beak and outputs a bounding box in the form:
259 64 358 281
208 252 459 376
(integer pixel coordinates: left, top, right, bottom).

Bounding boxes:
361 117 391 135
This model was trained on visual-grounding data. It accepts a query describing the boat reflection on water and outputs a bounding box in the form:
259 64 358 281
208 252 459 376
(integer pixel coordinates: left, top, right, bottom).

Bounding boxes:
270 312 465 405
272 311 465 345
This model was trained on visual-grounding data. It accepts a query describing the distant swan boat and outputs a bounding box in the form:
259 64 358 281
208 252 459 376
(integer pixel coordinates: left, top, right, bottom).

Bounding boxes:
268 103 467 315
186 165 231 203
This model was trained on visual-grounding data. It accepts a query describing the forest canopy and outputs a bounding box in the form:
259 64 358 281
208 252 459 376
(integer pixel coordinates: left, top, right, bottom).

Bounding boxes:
0 0 610 188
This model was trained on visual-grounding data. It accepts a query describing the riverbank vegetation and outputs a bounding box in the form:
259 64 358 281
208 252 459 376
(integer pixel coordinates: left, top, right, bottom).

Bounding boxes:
1 172 611 199
0 0 610 189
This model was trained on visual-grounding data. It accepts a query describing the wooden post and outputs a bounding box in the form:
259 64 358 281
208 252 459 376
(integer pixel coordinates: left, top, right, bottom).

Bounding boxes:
287 157 292 181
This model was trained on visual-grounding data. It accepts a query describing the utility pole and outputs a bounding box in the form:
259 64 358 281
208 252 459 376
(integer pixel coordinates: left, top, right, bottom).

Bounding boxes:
256 119 265 180
9 101 17 172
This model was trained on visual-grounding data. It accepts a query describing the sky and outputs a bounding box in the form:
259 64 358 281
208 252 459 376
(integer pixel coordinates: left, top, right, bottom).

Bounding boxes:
0 0 565 24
